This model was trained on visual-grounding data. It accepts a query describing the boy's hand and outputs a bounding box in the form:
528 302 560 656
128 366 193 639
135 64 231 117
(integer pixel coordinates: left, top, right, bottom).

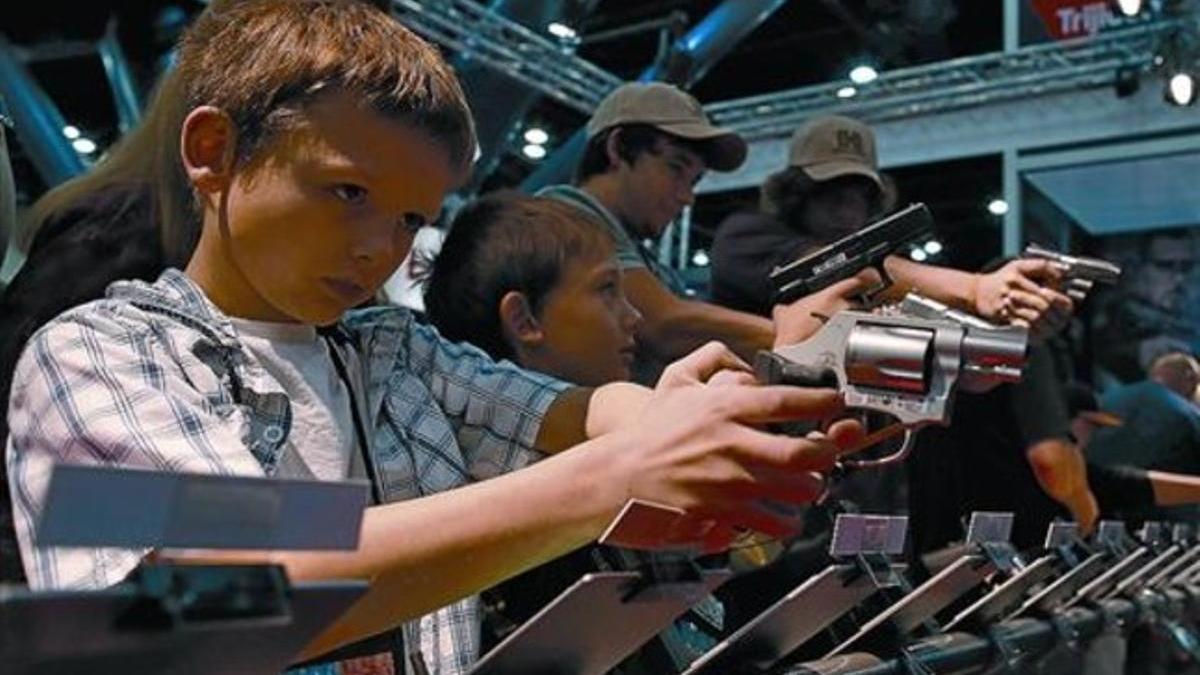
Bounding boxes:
612 343 865 548
974 259 1074 340
654 340 753 389
771 269 880 347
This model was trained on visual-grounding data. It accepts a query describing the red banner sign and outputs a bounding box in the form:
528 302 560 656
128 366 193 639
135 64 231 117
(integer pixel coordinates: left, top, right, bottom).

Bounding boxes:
1029 0 1123 39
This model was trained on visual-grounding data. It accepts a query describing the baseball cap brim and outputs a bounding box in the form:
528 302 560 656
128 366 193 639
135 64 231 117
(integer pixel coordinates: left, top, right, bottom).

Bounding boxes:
1079 410 1124 428
800 160 884 191
653 120 748 172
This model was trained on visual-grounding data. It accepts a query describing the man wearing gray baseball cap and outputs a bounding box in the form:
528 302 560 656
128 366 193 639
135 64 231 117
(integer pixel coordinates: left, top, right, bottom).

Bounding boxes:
540 84 875 379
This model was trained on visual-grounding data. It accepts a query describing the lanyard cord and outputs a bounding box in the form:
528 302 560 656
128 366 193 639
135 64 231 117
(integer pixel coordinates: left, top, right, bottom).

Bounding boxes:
323 333 383 506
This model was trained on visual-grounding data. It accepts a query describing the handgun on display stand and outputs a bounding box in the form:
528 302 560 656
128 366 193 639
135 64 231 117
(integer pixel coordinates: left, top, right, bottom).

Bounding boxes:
769 202 935 305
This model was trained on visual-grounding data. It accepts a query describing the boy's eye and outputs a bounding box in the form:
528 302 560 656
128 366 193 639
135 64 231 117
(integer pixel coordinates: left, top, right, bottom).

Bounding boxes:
331 183 368 205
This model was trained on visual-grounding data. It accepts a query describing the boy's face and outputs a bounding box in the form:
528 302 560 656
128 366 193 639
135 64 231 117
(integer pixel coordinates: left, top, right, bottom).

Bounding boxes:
613 137 705 240
192 91 456 324
525 251 642 386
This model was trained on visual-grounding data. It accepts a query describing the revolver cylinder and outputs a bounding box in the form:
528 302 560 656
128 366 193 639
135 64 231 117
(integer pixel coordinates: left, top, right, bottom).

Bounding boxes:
845 325 933 394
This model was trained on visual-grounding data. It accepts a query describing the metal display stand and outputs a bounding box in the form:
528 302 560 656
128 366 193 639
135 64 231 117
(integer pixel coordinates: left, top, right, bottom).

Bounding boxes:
1013 520 1133 617
944 522 1082 631
825 512 1019 658
2 465 373 674
469 567 731 675
0 567 367 675
683 515 911 675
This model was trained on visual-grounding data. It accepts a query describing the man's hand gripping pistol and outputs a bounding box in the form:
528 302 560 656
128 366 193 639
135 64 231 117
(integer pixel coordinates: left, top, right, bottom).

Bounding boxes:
1022 243 1122 302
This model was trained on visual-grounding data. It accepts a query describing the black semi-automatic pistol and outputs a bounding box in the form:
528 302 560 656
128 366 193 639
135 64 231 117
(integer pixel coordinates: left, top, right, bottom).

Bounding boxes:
769 202 934 306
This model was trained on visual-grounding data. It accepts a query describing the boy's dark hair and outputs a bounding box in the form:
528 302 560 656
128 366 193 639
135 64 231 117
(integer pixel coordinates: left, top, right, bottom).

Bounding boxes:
176 0 476 176
575 123 709 183
423 192 616 362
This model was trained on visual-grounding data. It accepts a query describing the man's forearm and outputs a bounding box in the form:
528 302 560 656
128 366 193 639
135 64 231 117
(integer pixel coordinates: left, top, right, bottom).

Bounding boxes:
1148 470 1200 507
884 256 977 310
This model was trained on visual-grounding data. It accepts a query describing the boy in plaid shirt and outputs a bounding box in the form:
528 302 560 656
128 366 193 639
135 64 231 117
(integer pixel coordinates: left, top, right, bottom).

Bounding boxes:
5 1 860 671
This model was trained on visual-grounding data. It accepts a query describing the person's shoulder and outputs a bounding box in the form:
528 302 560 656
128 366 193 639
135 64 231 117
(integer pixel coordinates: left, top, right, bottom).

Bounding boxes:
534 184 586 203
341 304 417 332
15 293 168 381
537 184 624 231
340 304 425 352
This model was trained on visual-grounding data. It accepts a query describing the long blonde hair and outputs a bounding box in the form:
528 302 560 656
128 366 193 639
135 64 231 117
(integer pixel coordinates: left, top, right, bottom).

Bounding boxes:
23 64 198 266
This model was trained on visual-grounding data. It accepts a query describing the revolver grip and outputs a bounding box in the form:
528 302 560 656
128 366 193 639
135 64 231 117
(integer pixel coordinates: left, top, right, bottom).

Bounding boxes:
755 350 839 388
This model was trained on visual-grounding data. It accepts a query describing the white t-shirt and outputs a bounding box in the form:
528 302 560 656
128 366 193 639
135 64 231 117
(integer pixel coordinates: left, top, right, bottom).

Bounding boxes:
229 317 362 482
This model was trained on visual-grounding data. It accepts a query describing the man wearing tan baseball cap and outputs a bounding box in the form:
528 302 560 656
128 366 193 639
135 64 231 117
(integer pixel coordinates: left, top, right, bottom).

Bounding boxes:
709 115 1076 346
786 115 885 193
709 115 892 316
584 81 748 173
542 81 747 280
540 84 878 380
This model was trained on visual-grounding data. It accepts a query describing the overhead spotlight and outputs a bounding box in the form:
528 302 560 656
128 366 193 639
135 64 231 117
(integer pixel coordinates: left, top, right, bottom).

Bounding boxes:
849 65 879 85
691 249 710 267
988 198 1010 216
1166 71 1196 106
909 248 928 262
923 240 944 256
62 125 81 140
523 127 549 145
836 86 857 99
72 138 97 154
1115 0 1143 17
1114 65 1140 98
522 143 547 160
547 22 577 40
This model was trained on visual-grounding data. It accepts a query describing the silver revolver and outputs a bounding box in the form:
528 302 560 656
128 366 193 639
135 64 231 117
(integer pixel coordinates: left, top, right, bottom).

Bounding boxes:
1022 244 1122 302
757 294 1029 469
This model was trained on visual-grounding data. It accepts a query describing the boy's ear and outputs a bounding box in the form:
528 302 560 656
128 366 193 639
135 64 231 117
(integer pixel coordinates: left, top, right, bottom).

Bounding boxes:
180 106 237 195
604 127 625 171
498 291 544 348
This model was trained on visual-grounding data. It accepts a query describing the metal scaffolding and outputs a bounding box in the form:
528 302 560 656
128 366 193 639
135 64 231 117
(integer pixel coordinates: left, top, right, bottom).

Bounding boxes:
704 19 1187 140
391 0 622 114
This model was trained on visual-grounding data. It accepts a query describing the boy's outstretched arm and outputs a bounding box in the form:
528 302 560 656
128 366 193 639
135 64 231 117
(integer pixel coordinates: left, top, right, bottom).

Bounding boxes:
285 344 853 656
9 322 858 657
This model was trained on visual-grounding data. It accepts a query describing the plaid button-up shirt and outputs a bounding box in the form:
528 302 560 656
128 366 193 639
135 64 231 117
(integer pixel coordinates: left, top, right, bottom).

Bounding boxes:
6 269 569 674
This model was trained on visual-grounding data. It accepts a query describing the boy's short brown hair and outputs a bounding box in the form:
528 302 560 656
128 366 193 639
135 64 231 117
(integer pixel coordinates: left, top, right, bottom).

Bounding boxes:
423 192 617 362
176 0 476 176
